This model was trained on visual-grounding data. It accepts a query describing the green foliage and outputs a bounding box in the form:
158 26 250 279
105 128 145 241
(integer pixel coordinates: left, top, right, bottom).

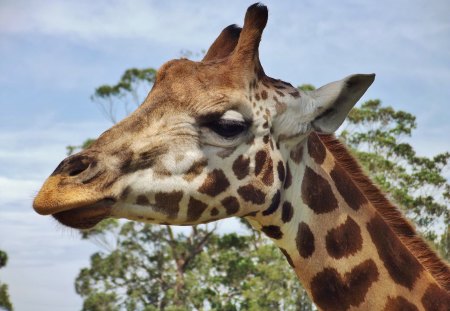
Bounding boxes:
92 68 156 123
75 224 311 311
297 84 315 92
0 250 13 311
67 138 96 156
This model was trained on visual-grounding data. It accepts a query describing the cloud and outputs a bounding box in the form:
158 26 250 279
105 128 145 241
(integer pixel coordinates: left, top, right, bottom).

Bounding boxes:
0 0 241 47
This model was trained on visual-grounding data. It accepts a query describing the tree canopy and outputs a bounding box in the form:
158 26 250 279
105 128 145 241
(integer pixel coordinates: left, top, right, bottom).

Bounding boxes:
0 250 13 311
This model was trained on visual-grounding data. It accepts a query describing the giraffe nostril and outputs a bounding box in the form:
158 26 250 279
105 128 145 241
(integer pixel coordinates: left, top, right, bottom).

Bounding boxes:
52 154 94 177
68 158 90 176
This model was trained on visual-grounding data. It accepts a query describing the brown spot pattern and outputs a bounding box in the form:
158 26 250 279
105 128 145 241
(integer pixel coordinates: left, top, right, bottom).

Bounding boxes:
154 191 183 219
280 248 295 267
262 190 281 216
281 201 294 223
275 90 284 97
255 93 261 101
283 162 292 189
421 284 450 311
290 143 304 164
232 155 250 180
183 159 207 181
136 195 150 205
261 157 274 186
221 196 240 215
198 169 230 197
384 296 418 311
277 161 285 182
237 184 266 205
187 197 208 222
296 222 315 258
120 186 131 200
254 150 267 176
366 215 423 289
301 166 338 214
325 216 363 259
307 133 326 164
263 135 270 144
289 90 300 98
261 90 268 100
310 259 379 311
210 207 219 216
261 225 283 239
330 164 367 211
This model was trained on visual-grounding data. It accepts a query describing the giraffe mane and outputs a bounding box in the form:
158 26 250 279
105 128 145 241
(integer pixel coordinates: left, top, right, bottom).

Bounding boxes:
319 133 450 291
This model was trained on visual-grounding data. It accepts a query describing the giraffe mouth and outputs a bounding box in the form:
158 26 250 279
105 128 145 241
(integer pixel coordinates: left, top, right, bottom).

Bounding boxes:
52 198 116 229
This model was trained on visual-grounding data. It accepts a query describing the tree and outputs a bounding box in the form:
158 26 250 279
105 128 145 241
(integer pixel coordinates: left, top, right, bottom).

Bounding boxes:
0 250 13 311
76 221 312 311
72 69 449 310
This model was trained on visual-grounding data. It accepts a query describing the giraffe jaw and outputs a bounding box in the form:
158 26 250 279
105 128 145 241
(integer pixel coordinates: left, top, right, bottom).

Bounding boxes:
52 198 116 229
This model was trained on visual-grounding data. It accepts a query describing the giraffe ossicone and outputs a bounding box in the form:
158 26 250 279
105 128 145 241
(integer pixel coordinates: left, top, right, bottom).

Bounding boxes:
33 3 450 310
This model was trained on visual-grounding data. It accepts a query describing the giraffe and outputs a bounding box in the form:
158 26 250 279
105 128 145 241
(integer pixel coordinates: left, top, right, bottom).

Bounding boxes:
33 3 449 310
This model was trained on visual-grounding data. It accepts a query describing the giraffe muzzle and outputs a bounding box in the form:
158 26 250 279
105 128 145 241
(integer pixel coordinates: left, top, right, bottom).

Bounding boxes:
33 152 115 225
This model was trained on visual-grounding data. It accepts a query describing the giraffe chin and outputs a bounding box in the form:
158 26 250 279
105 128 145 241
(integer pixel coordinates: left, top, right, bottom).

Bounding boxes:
52 198 115 229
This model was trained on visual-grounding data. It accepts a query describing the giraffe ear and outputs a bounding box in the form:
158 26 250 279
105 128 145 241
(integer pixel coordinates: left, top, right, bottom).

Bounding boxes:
231 3 268 71
310 74 376 133
202 24 242 62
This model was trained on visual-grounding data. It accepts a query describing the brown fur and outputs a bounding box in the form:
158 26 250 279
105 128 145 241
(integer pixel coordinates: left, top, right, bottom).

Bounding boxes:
319 133 450 291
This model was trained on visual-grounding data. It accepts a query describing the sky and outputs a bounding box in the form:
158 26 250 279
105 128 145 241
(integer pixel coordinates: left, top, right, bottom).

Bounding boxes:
0 0 449 310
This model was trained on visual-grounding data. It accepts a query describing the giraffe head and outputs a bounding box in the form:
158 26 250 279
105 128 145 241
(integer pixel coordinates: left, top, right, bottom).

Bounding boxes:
33 3 374 229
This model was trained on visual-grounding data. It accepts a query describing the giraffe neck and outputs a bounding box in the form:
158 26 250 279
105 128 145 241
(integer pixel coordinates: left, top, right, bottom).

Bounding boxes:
248 132 450 310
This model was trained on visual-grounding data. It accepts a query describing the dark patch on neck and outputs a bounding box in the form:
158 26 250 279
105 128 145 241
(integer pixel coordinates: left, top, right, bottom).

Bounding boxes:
421 284 450 311
307 133 326 164
290 143 304 164
198 169 230 197
330 163 367 211
154 191 183 219
296 222 315 258
280 248 295 267
283 162 292 189
261 156 274 186
254 150 267 176
319 134 450 291
384 296 418 311
325 216 363 259
187 197 208 222
221 196 240 215
237 184 266 205
366 214 423 290
261 225 283 239
262 190 281 216
277 161 285 183
310 259 379 311
301 166 338 214
232 155 250 180
281 201 294 223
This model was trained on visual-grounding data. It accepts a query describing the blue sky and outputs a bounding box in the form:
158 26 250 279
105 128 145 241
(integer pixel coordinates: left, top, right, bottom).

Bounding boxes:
1 0 449 310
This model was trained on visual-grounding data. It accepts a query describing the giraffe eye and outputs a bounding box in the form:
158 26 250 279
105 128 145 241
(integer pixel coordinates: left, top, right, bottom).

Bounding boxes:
206 119 249 138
